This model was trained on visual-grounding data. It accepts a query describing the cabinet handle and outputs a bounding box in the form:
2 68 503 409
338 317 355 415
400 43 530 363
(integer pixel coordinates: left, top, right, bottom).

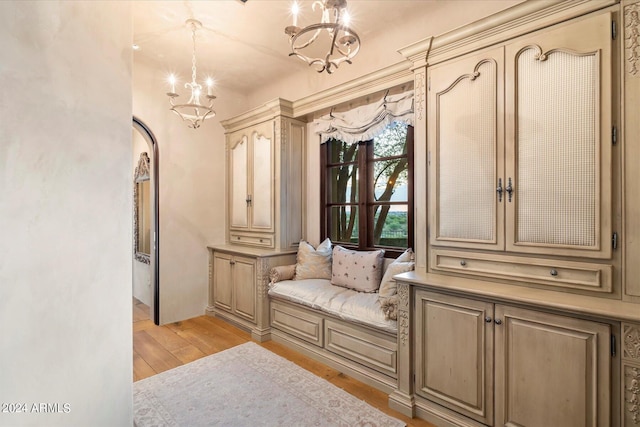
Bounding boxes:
246 195 252 206
485 316 492 323
494 319 502 325
506 178 513 202
460 260 467 267
229 260 236 265
550 269 558 277
496 178 503 202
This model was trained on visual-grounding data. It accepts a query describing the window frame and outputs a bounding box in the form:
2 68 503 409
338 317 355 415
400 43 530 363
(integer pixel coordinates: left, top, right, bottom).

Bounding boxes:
320 125 414 258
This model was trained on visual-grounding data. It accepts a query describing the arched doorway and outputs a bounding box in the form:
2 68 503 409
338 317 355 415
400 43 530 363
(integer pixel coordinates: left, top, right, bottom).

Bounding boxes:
132 117 160 325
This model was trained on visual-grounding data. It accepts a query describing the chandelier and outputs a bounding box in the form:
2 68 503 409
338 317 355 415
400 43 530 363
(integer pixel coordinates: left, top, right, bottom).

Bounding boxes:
285 0 360 74
166 19 216 129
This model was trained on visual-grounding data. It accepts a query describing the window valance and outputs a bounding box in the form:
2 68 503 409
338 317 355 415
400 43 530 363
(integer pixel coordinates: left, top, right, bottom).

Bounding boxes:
313 90 414 144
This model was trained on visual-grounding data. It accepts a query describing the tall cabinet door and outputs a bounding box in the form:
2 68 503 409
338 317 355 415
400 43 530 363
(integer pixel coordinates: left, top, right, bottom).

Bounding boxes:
494 305 611 427
213 252 233 311
249 121 274 232
504 11 613 258
415 290 494 425
232 255 256 322
428 46 505 251
229 132 249 230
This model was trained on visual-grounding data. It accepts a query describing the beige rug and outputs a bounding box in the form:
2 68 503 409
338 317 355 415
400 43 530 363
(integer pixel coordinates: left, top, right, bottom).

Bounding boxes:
134 341 405 427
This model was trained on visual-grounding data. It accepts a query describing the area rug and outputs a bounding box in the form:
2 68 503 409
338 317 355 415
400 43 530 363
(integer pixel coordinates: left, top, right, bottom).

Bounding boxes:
133 342 405 427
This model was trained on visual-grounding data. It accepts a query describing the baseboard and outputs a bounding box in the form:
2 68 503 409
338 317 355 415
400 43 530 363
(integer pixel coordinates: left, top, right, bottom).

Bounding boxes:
388 390 415 418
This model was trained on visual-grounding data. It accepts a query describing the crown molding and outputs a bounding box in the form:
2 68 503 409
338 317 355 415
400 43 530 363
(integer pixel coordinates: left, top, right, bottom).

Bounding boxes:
220 98 295 132
399 0 618 67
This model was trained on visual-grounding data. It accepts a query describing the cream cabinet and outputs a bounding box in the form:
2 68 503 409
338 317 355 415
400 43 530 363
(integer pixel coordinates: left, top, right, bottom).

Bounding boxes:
207 245 296 342
428 10 614 260
414 289 612 427
222 99 305 251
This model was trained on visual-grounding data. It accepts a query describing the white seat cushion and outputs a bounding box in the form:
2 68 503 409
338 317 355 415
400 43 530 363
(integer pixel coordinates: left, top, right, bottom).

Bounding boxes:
268 279 397 334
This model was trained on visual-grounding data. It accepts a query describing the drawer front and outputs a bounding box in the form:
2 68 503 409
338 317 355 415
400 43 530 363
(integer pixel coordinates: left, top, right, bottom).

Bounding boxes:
270 301 323 347
325 319 397 378
430 249 612 293
230 232 273 248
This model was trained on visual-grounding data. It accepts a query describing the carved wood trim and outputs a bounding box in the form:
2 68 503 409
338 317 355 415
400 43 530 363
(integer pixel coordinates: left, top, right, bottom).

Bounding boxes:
397 282 410 347
625 323 640 360
626 365 640 424
414 70 425 121
626 3 640 76
256 258 271 299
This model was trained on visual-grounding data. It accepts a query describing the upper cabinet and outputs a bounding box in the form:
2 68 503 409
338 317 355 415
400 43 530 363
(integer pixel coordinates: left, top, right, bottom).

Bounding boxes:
429 10 614 260
424 8 620 296
222 99 306 251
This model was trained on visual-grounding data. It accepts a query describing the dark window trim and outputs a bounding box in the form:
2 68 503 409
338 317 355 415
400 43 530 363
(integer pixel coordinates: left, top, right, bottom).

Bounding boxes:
320 125 414 259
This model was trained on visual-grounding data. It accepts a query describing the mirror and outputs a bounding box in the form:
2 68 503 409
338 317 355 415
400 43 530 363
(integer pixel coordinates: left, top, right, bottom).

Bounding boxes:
134 152 151 264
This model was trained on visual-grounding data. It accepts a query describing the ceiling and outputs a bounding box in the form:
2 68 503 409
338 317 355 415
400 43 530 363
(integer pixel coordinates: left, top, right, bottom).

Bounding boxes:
132 0 445 95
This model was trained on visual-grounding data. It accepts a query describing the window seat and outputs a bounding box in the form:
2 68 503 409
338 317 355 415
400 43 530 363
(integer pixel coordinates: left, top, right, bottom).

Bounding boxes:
267 260 400 395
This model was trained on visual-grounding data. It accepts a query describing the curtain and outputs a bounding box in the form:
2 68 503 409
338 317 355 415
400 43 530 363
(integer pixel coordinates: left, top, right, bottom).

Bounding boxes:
313 90 414 144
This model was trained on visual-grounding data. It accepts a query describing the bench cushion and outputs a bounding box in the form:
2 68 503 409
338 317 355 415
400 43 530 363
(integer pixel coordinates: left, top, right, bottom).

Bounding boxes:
268 278 397 334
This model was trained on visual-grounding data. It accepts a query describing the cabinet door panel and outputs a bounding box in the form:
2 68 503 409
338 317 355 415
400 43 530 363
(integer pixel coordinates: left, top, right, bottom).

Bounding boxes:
415 290 494 425
233 256 256 322
428 46 504 250
494 305 610 427
213 254 233 311
251 124 274 231
505 11 612 258
229 133 249 229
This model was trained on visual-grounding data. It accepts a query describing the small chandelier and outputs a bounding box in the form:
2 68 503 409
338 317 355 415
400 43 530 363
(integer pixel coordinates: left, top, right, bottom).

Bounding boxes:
166 19 216 129
285 0 360 74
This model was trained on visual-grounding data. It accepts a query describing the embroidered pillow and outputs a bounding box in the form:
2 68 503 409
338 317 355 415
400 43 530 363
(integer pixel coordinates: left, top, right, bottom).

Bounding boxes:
331 246 385 292
378 248 415 298
294 239 332 280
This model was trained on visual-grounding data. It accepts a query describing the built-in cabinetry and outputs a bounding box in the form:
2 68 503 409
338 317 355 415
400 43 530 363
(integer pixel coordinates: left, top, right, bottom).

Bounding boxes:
206 245 296 341
414 289 611 427
206 99 305 340
427 9 615 294
223 99 305 250
391 0 640 426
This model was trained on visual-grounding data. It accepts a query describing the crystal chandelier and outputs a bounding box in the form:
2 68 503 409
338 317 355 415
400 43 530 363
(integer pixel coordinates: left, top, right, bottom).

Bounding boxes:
166 19 216 129
285 0 360 74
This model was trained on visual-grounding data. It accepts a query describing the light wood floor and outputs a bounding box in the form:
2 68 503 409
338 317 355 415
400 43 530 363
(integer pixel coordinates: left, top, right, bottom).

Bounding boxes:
133 298 435 427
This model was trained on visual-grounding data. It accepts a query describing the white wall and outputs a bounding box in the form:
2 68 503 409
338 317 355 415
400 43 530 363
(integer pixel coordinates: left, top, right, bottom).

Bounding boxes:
0 1 133 426
133 60 250 324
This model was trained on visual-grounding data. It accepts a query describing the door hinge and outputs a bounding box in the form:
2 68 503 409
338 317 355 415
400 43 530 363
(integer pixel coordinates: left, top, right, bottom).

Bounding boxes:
612 126 617 145
428 76 431 91
612 20 617 40
611 334 616 357
612 232 618 250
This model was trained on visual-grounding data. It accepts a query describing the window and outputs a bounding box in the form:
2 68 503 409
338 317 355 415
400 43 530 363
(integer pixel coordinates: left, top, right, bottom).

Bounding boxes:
321 122 414 257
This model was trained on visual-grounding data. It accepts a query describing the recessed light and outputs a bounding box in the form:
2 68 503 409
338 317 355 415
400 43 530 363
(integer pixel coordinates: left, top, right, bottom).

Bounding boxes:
132 44 141 51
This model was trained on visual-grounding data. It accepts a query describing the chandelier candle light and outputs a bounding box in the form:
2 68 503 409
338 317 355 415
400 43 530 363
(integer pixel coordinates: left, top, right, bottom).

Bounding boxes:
166 19 216 129
285 0 360 74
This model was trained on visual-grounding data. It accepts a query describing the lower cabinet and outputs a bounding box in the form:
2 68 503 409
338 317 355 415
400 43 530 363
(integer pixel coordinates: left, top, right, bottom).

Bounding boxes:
414 289 611 427
207 245 296 342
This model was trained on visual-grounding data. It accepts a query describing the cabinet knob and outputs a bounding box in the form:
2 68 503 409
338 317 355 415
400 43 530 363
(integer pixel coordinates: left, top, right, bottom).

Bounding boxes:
494 318 502 325
550 269 558 277
485 316 492 323
460 260 467 267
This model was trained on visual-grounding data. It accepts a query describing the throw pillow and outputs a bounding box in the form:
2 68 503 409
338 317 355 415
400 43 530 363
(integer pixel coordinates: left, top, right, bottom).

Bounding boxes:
331 246 385 292
378 248 414 298
294 239 332 280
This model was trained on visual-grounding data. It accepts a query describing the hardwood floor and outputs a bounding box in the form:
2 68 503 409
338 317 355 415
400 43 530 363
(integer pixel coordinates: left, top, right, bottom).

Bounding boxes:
132 298 435 427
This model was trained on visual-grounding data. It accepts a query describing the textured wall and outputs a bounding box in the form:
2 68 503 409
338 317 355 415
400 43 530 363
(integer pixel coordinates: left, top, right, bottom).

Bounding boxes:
0 1 133 426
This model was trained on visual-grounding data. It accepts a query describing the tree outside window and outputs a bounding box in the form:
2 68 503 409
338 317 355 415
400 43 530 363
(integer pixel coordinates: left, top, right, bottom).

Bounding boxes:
321 122 414 257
